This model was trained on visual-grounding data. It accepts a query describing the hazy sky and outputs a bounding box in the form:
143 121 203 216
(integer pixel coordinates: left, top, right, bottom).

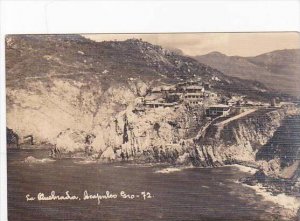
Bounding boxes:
83 32 300 57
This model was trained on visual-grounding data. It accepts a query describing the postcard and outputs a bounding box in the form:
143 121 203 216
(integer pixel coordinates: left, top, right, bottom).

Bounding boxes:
6 33 300 220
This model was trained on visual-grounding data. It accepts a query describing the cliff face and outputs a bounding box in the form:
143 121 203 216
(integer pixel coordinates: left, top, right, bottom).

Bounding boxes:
179 109 278 167
7 35 298 171
216 109 286 164
6 35 272 146
7 78 138 144
48 104 299 175
193 107 300 178
54 104 192 160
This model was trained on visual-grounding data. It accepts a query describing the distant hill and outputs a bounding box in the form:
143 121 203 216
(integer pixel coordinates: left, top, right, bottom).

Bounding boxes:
195 49 300 97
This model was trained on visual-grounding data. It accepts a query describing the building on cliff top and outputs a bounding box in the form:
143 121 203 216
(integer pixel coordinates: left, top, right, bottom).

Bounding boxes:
144 101 178 108
206 104 230 117
182 85 204 93
183 93 204 106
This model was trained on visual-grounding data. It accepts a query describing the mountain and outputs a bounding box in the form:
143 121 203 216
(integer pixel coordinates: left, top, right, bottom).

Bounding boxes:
5 34 276 145
195 49 300 97
6 35 273 97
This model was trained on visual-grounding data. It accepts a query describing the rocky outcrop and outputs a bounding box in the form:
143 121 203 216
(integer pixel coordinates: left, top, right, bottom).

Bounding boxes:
55 129 95 152
6 79 138 145
195 108 288 165
256 114 300 168
49 105 299 173
240 113 300 202
7 127 19 148
6 35 298 169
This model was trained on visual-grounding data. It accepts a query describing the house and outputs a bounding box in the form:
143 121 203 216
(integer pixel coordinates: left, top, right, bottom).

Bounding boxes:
161 85 176 93
187 100 202 106
204 91 218 98
183 93 203 106
183 85 204 93
184 93 203 100
206 104 230 117
144 101 177 108
227 96 244 106
151 85 176 94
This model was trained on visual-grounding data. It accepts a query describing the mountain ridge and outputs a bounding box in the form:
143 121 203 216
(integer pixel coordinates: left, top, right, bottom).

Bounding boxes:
195 49 300 97
6 34 284 144
6 34 276 100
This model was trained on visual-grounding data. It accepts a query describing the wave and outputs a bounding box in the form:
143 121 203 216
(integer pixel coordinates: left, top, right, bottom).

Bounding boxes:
242 183 300 217
128 163 155 168
114 165 128 168
74 160 97 164
230 164 258 175
155 166 192 174
23 156 55 164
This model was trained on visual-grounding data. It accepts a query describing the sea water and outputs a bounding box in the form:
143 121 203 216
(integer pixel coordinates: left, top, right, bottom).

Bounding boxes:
7 149 291 221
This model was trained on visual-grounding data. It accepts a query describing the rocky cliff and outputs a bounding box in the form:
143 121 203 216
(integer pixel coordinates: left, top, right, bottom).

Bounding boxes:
6 34 274 146
49 104 299 175
7 35 298 169
195 108 297 167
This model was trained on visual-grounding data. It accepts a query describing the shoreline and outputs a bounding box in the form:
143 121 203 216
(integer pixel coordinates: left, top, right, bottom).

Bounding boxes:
241 182 300 220
15 151 300 220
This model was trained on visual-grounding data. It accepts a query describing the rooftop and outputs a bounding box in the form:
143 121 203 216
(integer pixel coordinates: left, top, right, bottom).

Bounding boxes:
209 104 229 108
184 85 204 90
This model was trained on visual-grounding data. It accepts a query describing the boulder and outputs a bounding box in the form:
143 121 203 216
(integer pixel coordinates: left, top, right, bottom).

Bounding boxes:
100 147 116 162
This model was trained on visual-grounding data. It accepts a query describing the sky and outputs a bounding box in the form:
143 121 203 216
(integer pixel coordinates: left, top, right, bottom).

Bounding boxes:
83 32 300 57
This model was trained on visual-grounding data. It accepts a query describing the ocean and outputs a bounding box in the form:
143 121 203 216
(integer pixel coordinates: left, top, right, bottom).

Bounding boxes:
7 149 287 221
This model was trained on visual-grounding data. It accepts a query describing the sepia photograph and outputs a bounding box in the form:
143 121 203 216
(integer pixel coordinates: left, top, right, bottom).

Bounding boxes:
5 32 300 220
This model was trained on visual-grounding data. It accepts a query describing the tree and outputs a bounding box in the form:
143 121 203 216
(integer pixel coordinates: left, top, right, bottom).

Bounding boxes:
165 94 180 103
123 114 129 144
153 122 160 137
123 123 129 144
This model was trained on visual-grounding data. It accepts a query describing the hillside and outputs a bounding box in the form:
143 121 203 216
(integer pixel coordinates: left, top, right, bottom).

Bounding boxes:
6 35 275 98
5 34 279 147
195 49 300 97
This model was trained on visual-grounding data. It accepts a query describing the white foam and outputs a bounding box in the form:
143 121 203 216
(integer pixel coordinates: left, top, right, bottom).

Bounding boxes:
127 163 154 168
243 183 300 217
23 156 55 164
74 160 97 164
114 165 128 168
231 164 258 175
155 166 192 174
155 168 182 174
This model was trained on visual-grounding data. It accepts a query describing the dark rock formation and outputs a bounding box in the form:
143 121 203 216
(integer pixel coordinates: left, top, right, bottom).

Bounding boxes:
7 127 19 148
256 115 300 167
